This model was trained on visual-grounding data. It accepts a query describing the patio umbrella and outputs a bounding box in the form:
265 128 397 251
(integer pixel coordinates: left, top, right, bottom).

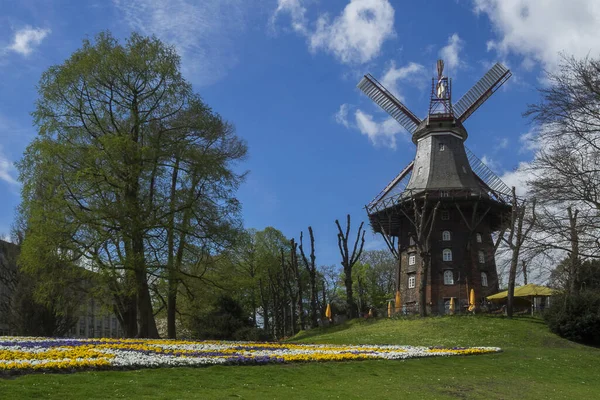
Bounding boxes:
394 290 401 314
449 297 455 315
468 289 476 312
486 284 557 301
325 303 332 320
387 301 392 318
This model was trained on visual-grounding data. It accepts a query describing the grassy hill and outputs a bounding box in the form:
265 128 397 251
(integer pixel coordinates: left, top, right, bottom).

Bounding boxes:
1 316 599 399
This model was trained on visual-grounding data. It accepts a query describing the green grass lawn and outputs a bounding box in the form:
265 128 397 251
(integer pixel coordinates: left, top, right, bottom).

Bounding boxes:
1 316 599 399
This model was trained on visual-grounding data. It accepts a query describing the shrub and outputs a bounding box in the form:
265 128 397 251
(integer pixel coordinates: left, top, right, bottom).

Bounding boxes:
544 290 600 345
191 295 268 340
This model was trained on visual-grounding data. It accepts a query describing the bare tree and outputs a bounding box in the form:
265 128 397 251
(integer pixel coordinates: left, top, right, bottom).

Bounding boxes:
502 187 536 318
299 227 319 329
335 215 366 319
397 195 440 317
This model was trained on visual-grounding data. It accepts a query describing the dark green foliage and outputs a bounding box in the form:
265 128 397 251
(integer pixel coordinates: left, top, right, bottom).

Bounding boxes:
191 295 268 341
544 290 600 345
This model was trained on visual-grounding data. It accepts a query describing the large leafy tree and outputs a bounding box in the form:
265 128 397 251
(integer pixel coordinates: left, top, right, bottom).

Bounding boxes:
18 32 247 338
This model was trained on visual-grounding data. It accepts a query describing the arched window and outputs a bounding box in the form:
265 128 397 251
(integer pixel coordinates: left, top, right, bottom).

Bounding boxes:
481 272 488 287
444 270 454 285
442 230 451 241
478 250 485 264
443 249 452 262
476 233 482 243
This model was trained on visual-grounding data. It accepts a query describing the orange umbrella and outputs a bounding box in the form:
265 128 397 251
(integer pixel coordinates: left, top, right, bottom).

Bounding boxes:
394 290 401 314
449 297 455 315
387 301 392 318
468 289 476 312
325 303 332 320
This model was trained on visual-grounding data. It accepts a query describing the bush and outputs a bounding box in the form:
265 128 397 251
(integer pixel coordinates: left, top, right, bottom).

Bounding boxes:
191 295 269 340
544 290 600 345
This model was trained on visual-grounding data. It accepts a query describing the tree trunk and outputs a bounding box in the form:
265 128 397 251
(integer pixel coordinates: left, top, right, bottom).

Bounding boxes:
344 265 356 319
506 249 519 318
419 254 430 317
166 158 179 339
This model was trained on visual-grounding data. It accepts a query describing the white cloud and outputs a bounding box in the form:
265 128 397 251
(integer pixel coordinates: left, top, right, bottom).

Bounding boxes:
354 109 404 149
473 0 600 71
334 104 351 128
113 0 253 85
480 154 501 172
0 148 18 187
274 0 395 64
310 0 395 64
7 26 50 56
271 0 308 34
380 61 425 101
438 33 464 72
499 162 532 197
497 137 509 149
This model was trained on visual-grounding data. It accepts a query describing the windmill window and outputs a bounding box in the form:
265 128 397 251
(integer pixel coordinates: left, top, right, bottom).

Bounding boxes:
439 143 445 151
408 275 416 289
444 270 454 285
409 236 415 246
481 272 488 287
409 254 416 266
441 191 449 197
443 249 453 262
442 231 451 241
418 167 423 176
476 233 482 243
478 250 485 264
441 210 450 220
462 166 467 174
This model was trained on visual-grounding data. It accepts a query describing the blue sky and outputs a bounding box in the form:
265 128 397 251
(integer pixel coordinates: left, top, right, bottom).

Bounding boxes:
1 0 600 268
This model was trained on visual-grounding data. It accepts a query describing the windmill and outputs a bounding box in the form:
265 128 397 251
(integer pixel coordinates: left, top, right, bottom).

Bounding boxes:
358 60 513 316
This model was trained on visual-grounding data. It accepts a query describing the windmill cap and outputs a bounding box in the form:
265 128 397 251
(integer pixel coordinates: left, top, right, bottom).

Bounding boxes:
412 118 467 144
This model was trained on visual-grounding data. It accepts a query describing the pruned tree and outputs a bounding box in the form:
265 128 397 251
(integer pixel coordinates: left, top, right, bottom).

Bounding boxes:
288 238 305 331
335 214 366 319
502 187 536 318
398 195 440 317
299 227 318 328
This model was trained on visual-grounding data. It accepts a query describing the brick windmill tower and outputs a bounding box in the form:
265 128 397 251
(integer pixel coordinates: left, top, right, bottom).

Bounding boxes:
358 60 513 315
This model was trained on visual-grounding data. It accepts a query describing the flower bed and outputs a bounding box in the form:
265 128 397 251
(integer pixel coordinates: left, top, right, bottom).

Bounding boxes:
0 337 501 374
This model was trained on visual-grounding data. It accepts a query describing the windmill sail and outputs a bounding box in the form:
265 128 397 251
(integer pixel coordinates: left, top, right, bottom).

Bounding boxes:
453 63 511 123
367 161 413 212
357 74 422 134
465 146 512 196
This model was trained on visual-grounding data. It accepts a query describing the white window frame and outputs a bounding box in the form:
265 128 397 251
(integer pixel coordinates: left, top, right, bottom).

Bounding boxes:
441 191 449 197
444 270 454 285
443 248 452 262
442 230 451 241
478 250 485 264
418 167 423 176
439 143 445 151
408 254 416 266
441 210 450 220
476 233 482 243
408 275 416 289
481 272 488 287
